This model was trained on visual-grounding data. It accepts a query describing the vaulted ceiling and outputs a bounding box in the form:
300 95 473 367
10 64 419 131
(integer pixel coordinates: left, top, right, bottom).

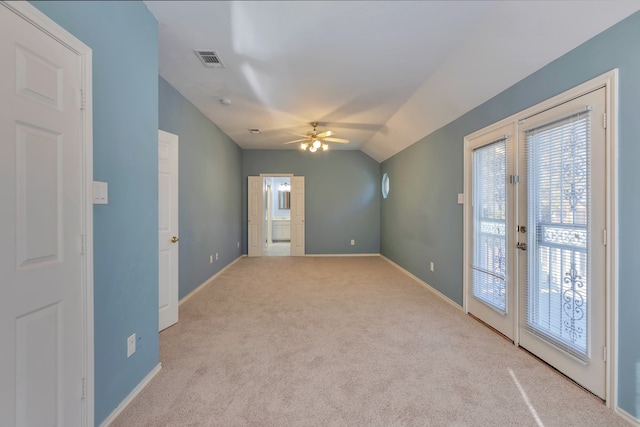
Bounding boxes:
145 1 640 162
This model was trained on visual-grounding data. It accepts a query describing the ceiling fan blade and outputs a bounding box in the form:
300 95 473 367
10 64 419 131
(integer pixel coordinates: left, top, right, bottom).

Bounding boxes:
282 138 308 145
316 130 333 138
323 137 349 143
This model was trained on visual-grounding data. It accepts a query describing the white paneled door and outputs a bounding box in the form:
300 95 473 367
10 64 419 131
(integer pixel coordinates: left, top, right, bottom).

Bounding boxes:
0 4 88 426
248 176 263 257
158 130 179 331
290 176 305 256
467 87 608 399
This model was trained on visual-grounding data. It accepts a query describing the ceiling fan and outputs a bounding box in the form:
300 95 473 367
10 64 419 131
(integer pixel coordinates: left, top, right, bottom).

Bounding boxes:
283 122 349 152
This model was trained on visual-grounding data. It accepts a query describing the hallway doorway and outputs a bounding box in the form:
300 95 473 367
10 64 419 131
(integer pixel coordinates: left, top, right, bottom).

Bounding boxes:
264 177 291 256
248 174 305 257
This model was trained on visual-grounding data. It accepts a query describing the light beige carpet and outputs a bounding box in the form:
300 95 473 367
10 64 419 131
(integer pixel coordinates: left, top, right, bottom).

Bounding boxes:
111 256 627 426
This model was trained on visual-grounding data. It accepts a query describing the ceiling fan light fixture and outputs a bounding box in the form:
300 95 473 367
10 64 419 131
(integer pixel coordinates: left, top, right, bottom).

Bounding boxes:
287 121 348 154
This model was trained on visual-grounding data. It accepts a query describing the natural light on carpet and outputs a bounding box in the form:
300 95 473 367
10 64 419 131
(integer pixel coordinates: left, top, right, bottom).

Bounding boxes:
509 368 545 427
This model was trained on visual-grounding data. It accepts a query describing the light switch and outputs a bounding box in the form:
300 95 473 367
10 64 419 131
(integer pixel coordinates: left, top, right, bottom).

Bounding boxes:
457 193 464 204
93 181 108 204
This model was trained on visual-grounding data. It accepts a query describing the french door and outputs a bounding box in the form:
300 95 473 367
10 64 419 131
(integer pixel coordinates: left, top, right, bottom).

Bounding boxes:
467 124 516 340
467 87 607 398
517 88 606 398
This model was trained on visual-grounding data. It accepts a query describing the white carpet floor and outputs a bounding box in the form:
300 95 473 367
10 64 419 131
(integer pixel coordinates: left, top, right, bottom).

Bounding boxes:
111 256 628 426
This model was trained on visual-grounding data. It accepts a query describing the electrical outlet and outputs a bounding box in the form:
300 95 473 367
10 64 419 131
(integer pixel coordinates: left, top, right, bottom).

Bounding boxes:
127 333 136 358
350 239 355 246
209 255 213 264
215 252 219 260
430 262 434 272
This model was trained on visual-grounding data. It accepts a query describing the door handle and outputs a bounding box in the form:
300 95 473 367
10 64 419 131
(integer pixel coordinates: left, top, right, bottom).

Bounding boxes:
171 236 179 243
516 242 527 250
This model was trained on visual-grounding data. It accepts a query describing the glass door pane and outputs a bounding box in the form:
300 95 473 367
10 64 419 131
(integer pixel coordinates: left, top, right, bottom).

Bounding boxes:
525 111 591 359
472 139 507 313
518 88 606 398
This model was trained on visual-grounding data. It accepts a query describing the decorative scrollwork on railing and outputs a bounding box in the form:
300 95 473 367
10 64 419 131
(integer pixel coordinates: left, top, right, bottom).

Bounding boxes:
541 225 586 249
480 220 506 236
562 264 585 343
493 246 505 279
561 124 588 211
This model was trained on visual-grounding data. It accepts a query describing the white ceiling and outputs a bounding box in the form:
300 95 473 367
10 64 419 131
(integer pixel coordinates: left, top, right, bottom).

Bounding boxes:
145 1 640 162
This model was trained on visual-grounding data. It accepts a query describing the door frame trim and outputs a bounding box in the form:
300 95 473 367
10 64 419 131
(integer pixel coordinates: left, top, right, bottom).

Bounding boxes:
2 2 95 424
463 69 618 409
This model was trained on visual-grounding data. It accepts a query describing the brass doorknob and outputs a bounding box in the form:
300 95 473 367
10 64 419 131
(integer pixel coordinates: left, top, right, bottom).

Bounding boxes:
171 236 179 243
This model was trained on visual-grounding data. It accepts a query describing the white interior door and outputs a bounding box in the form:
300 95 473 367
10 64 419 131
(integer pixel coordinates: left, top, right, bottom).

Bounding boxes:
158 130 179 331
0 4 86 425
248 176 263 257
266 183 272 246
290 176 305 256
518 88 606 398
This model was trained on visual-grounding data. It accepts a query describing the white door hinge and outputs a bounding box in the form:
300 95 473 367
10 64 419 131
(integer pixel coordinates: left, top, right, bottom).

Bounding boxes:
81 377 86 399
80 234 86 255
603 112 607 129
603 346 607 362
603 229 607 246
77 88 86 110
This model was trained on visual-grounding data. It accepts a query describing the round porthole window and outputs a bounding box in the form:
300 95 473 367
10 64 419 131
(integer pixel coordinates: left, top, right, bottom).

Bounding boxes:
382 173 389 199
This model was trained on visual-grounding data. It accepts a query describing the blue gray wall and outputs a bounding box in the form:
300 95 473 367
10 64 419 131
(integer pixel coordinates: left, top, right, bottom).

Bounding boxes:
243 150 380 255
31 1 159 425
381 11 640 418
158 77 243 299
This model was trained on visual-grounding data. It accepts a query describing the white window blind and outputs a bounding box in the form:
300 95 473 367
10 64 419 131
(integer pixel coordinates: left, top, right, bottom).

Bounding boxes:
472 138 507 313
524 109 591 360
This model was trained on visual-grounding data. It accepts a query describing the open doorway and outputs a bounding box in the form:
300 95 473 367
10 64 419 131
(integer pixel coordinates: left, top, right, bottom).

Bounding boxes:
263 176 291 256
248 174 304 257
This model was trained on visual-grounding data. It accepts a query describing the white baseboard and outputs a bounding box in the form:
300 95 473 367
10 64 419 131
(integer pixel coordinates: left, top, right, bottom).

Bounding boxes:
616 406 640 426
99 363 162 427
306 253 380 257
179 255 244 306
381 255 462 311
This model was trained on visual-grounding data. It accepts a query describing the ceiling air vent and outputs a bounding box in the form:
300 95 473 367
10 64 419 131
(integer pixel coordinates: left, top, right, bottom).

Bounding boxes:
194 50 224 68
